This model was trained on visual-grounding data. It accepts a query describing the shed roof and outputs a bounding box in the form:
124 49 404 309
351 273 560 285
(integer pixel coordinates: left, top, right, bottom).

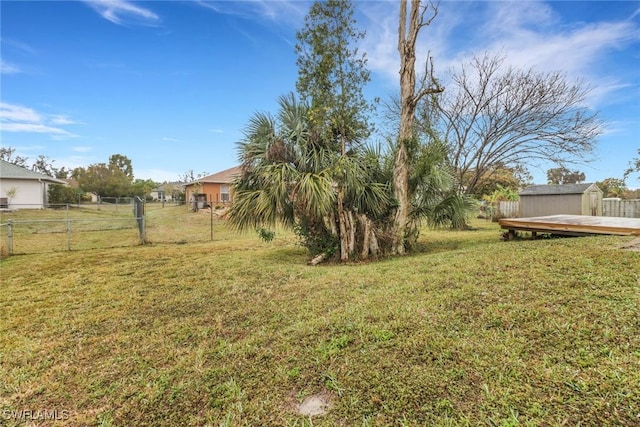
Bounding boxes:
520 183 599 196
186 166 241 186
0 159 67 184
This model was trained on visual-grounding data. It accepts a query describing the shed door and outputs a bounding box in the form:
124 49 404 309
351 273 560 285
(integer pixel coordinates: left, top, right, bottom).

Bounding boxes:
589 192 598 216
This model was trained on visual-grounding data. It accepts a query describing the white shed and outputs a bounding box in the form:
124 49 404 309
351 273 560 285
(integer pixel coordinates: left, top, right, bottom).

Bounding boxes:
519 183 603 217
0 160 67 209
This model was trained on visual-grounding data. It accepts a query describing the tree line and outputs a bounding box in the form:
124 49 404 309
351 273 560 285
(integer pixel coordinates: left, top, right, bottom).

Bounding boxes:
1 147 158 203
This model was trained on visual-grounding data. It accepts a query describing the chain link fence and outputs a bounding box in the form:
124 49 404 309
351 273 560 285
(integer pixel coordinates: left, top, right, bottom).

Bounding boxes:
0 198 230 257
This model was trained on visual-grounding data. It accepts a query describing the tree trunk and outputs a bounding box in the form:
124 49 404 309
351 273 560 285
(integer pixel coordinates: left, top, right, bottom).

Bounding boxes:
361 214 371 259
393 0 419 255
337 188 354 261
359 213 380 259
393 0 441 254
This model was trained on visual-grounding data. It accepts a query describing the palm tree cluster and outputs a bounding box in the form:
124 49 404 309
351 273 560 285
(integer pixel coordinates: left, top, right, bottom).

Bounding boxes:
227 94 475 263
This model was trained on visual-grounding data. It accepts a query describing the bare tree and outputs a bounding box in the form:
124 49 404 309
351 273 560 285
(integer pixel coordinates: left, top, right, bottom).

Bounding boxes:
624 148 640 182
393 0 443 255
432 53 603 195
0 147 28 168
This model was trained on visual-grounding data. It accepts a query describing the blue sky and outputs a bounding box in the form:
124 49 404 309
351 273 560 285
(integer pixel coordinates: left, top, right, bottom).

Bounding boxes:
1 0 639 185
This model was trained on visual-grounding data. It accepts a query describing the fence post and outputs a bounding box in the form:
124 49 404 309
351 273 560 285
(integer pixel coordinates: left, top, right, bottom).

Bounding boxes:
134 196 146 245
210 194 214 241
142 214 146 244
7 220 13 256
66 204 72 251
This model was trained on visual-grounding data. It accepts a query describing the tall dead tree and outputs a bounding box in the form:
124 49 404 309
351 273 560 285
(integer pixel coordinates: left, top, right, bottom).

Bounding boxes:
393 0 443 254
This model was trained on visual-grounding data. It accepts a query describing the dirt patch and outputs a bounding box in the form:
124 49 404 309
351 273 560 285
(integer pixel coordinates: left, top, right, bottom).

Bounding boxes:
620 237 640 251
287 391 333 417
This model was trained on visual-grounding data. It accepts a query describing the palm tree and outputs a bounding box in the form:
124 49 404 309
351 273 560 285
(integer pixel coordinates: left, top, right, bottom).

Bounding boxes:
228 94 390 262
229 94 476 263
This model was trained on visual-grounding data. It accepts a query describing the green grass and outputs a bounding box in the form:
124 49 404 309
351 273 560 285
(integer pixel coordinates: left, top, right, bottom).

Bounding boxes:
1 208 639 426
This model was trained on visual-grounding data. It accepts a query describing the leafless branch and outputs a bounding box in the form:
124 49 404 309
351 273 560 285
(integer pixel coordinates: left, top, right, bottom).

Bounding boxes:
430 52 604 194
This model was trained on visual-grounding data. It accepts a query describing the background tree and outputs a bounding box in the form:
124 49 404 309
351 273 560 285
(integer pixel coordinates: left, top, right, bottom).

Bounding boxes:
73 154 134 197
467 163 532 198
48 184 79 204
228 94 391 262
622 188 640 199
229 0 474 263
130 179 157 199
109 154 133 181
31 154 60 177
596 177 626 198
293 0 379 260
1 147 70 179
431 53 603 195
624 148 640 182
546 167 586 185
0 147 28 167
229 94 468 263
179 170 208 183
393 0 444 254
295 0 373 156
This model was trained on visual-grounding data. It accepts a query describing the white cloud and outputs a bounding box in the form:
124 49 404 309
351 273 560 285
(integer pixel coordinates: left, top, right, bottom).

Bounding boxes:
360 1 640 107
196 0 307 27
209 128 224 134
481 20 638 76
1 123 73 136
0 102 81 139
72 146 93 153
82 0 160 26
162 137 180 142
1 60 22 74
50 114 85 125
1 38 37 55
0 102 42 122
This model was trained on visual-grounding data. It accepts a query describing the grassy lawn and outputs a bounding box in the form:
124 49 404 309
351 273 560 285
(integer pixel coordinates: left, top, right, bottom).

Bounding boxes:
1 207 638 426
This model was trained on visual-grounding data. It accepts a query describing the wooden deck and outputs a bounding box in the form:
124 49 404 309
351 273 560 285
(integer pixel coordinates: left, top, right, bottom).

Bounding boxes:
498 215 640 238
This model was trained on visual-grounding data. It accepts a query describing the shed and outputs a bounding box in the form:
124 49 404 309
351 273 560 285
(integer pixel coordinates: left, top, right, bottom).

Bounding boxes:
519 183 603 217
0 159 68 209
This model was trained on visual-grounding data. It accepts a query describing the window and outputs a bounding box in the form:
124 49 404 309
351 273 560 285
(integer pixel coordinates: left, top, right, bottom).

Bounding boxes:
221 185 230 202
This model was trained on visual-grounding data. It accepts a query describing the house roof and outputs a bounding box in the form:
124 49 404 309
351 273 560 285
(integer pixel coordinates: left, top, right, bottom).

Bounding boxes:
185 166 241 186
520 183 600 196
152 182 185 192
0 159 67 184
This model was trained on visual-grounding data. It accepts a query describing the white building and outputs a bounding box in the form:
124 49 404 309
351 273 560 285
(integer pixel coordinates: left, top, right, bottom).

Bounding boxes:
0 160 67 209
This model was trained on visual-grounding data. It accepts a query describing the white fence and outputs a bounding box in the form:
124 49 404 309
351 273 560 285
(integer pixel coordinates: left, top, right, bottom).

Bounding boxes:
602 199 640 218
499 201 520 218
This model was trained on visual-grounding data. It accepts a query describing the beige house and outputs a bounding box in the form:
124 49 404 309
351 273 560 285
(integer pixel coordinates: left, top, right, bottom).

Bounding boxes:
0 160 67 209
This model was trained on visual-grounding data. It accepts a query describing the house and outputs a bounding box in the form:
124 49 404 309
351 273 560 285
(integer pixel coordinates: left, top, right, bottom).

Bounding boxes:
519 183 603 217
183 166 241 209
150 182 185 202
0 159 68 209
62 177 99 203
